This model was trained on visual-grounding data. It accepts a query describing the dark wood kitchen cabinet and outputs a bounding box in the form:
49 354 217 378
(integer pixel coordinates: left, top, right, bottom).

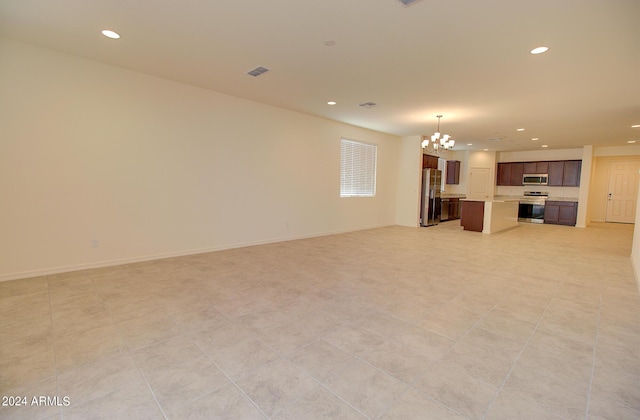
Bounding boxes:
548 161 565 186
548 160 582 186
496 162 523 186
509 162 524 186
544 201 578 226
501 160 580 187
497 163 511 186
446 160 460 184
461 200 484 232
563 160 582 186
536 161 549 173
422 154 439 169
449 198 460 219
524 161 549 174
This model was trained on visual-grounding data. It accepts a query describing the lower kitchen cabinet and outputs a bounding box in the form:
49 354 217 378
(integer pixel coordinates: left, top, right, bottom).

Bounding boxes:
440 197 461 221
461 200 484 232
544 201 577 226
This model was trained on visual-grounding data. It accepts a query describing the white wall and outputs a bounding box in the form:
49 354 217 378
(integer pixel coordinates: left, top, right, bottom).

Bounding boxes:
0 37 400 280
631 167 640 293
395 136 422 227
594 145 640 157
498 148 584 162
575 146 593 227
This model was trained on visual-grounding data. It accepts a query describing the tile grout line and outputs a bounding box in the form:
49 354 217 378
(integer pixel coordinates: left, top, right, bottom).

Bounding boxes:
273 357 371 419
91 272 171 420
374 289 510 419
46 275 64 420
199 297 393 419
171 307 272 419
481 278 565 418
584 290 603 420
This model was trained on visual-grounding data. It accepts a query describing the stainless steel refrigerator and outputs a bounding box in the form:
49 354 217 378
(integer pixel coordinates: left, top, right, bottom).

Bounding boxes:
420 168 442 227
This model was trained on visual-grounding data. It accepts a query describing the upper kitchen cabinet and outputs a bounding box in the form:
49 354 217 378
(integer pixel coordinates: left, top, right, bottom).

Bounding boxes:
548 161 565 186
523 161 549 174
446 160 460 184
422 154 439 169
548 160 581 186
498 160 581 187
536 161 549 173
509 163 524 186
496 162 523 186
563 160 582 186
497 163 512 186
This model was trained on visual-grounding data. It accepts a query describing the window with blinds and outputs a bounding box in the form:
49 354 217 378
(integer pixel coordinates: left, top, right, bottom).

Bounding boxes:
340 138 377 197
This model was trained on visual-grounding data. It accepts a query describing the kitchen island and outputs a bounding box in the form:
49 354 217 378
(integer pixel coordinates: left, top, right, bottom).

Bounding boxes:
461 199 519 234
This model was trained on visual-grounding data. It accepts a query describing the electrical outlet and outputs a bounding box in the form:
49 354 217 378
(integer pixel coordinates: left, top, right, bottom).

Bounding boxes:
91 239 99 248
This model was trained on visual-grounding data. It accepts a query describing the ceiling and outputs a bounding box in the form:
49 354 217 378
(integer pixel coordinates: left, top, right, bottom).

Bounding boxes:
1 0 638 152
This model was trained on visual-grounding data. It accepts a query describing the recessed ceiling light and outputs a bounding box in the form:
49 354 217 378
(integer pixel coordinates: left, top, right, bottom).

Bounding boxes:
531 137 539 141
632 125 640 128
517 128 525 132
324 40 336 47
483 148 489 151
627 140 637 144
327 101 337 105
467 143 473 146
101 29 120 39
530 46 549 55
541 144 549 148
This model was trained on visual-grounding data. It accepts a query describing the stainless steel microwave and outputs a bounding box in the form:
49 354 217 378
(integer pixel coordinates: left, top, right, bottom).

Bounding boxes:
522 174 548 185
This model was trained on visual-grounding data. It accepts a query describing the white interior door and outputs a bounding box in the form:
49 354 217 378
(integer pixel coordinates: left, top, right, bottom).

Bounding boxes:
468 167 492 200
606 160 640 223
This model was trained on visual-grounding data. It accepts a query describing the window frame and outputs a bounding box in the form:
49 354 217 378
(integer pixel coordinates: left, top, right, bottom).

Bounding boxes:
340 138 377 198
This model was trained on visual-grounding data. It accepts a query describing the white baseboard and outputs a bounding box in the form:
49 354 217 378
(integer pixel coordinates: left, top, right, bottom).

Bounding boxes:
0 224 392 282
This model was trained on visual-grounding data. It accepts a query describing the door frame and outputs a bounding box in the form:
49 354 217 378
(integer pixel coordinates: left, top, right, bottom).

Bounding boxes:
605 159 640 223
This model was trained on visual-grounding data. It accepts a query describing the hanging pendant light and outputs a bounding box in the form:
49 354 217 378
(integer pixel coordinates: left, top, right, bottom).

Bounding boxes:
422 115 455 153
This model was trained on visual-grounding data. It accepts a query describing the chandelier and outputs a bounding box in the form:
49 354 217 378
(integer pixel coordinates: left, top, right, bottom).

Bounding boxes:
422 115 455 152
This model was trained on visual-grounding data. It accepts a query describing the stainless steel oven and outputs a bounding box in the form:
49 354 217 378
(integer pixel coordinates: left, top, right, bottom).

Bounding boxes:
518 191 548 223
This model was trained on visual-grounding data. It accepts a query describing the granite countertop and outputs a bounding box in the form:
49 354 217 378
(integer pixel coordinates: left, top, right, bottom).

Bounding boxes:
547 197 579 202
460 197 520 203
447 194 578 203
496 195 579 203
493 195 522 201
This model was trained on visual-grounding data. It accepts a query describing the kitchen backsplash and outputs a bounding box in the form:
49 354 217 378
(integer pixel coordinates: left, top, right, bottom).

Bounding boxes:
495 185 580 197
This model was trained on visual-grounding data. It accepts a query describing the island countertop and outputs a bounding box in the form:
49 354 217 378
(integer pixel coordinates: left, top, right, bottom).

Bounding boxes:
461 199 519 234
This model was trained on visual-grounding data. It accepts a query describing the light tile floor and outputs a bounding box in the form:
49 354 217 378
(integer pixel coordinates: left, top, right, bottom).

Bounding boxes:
1 222 639 419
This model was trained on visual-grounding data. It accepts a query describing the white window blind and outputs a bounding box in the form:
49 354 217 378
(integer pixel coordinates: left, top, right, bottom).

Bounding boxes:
340 138 377 197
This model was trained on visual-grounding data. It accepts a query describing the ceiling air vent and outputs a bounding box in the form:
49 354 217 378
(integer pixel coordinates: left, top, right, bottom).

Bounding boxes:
358 102 378 108
247 66 270 77
398 0 422 6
